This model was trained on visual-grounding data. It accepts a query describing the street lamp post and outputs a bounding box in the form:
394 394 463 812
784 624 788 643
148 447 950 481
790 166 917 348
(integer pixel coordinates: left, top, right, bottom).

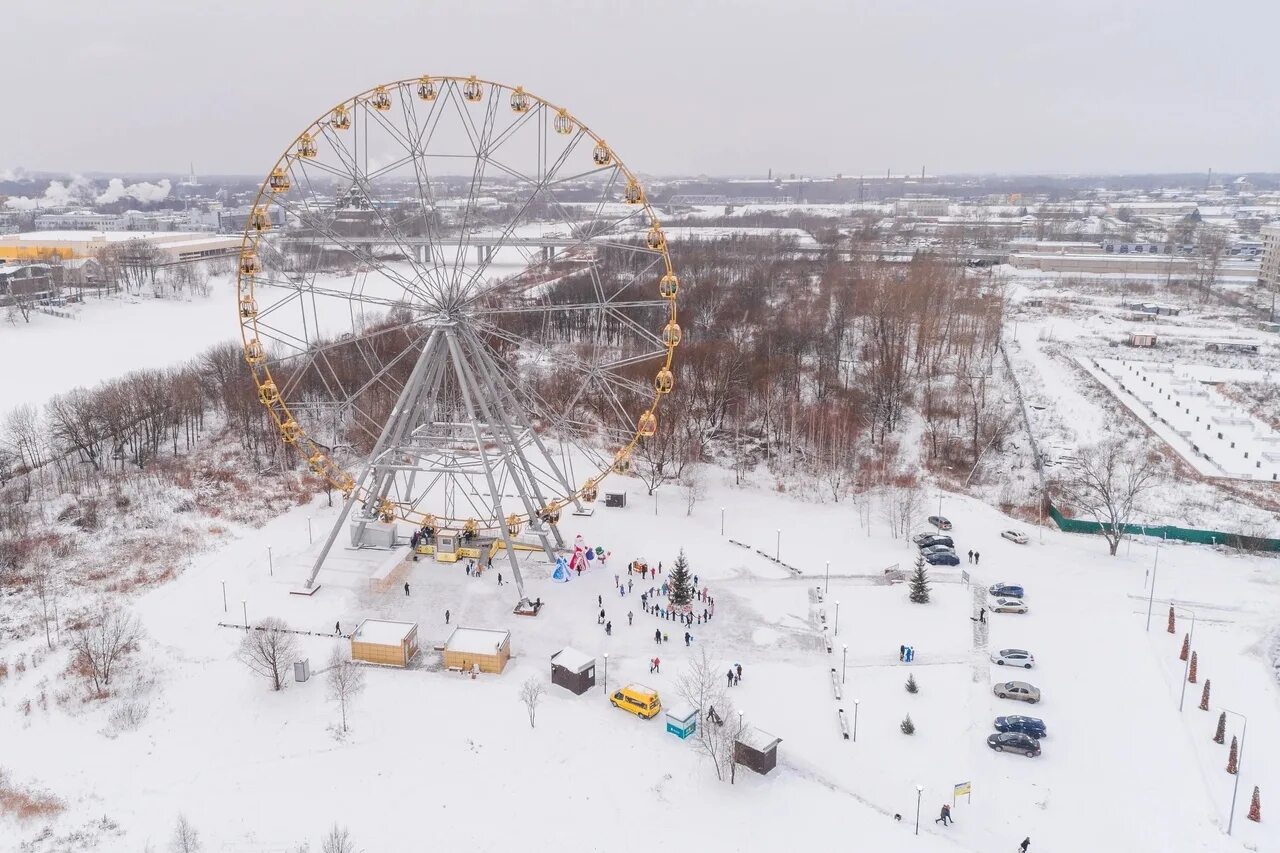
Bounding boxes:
853 698 859 742
603 652 609 697
307 515 313 544
1223 708 1247 835
842 644 847 684
241 599 248 629
834 600 840 636
825 561 830 595
915 785 924 835
720 507 725 536
1144 541 1161 631
221 579 227 613
1175 606 1197 711
267 545 274 577
776 529 781 561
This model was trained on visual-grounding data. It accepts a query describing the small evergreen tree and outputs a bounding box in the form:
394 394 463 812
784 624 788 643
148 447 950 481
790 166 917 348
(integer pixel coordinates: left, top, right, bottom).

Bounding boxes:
900 714 915 735
667 548 694 607
905 674 918 694
1179 633 1189 661
1227 735 1239 774
1213 711 1226 744
1167 606 1176 634
1199 679 1210 711
1188 651 1198 684
1248 786 1261 823
908 555 931 604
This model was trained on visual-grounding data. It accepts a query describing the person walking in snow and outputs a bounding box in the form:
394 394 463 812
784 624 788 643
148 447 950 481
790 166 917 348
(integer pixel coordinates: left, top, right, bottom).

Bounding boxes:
900 644 906 662
654 628 662 644
605 621 612 636
497 573 503 586
404 582 410 596
1019 838 1030 853
445 609 451 624
599 608 606 624
628 578 633 592
974 551 980 565
653 657 660 673
628 611 633 626
727 669 735 687
335 621 341 635
598 594 603 607
967 549 973 563
684 631 691 646
736 663 743 682
935 804 952 826
650 657 658 674
979 607 986 623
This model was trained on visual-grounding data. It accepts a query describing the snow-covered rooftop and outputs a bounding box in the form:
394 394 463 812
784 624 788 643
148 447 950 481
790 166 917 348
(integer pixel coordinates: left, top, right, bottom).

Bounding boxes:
736 726 781 753
352 619 417 646
445 627 510 655
550 647 594 673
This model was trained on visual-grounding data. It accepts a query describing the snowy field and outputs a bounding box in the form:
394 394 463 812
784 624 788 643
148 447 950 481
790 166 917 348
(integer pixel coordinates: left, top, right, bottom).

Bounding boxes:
1086 357 1280 481
4 468 1277 852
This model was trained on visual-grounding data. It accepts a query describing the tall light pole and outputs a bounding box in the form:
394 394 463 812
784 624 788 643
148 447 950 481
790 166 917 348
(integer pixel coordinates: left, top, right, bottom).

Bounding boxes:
267 545 274 577
834 600 840 636
915 785 924 835
1175 606 1197 711
221 579 227 613
776 528 781 561
720 507 725 536
1144 540 1161 631
603 652 608 697
852 698 859 742
825 561 830 595
1224 708 1247 835
241 599 248 629
842 644 847 684
307 515 313 544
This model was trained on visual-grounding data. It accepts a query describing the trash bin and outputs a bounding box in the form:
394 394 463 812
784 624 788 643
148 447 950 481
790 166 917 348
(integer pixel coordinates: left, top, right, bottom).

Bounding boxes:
293 658 311 683
605 492 627 508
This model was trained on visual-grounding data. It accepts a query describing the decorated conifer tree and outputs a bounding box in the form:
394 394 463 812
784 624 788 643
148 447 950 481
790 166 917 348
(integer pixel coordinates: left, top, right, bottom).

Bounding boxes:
667 548 694 607
1199 679 1210 711
1167 606 1176 633
1213 712 1226 744
1188 651 1198 684
1248 786 1261 823
908 555 931 604
1179 633 1190 661
1227 735 1239 774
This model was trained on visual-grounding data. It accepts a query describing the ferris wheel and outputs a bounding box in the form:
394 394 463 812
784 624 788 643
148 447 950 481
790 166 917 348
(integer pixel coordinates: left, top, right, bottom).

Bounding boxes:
236 75 680 596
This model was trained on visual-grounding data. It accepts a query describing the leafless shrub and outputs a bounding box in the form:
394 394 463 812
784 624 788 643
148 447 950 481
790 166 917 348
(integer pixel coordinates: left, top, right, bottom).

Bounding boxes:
320 825 355 853
326 646 366 732
239 618 299 691
169 813 201 852
0 768 64 820
519 677 545 728
69 601 142 696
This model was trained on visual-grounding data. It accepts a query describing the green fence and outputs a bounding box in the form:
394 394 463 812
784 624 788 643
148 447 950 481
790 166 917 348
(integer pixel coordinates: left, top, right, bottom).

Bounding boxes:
1048 504 1280 553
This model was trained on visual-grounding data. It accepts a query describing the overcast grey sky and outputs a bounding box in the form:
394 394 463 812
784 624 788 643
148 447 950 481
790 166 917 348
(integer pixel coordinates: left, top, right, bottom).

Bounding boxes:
5 0 1277 178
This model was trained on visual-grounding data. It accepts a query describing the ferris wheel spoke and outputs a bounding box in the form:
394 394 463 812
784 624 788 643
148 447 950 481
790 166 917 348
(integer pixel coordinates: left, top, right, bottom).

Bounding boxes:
315 123 441 300
471 299 668 317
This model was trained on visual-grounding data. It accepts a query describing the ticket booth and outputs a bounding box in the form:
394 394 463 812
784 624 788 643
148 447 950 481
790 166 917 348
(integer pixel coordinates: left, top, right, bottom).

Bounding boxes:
435 530 460 563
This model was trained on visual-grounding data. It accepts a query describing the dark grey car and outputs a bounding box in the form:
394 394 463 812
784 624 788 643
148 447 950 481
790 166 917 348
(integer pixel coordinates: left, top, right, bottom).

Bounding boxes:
987 731 1041 757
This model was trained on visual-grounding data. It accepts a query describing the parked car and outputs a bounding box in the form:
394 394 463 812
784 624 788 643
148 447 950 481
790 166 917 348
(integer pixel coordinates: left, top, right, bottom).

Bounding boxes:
609 684 662 719
921 544 956 557
1001 529 1029 544
990 598 1028 614
913 533 954 549
925 551 961 566
991 649 1035 668
994 715 1047 738
988 583 1025 599
993 680 1041 703
927 515 953 530
987 731 1041 757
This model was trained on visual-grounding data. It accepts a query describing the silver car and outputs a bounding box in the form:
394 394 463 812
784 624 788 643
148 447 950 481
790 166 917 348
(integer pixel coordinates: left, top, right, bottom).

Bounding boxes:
991 648 1035 668
993 680 1041 704
990 598 1028 614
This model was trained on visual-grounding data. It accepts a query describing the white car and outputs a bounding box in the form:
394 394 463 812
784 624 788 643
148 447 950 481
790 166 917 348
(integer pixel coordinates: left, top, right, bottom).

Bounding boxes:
991 648 1035 668
990 598 1028 614
1001 530 1029 544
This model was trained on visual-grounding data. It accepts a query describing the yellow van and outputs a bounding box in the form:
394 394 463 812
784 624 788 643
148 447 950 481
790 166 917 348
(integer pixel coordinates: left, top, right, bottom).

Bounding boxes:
610 684 662 719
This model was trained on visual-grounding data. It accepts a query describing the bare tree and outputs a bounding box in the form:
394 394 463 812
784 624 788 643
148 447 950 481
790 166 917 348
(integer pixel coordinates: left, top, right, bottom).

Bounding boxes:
70 601 142 695
29 546 60 649
519 676 545 728
169 814 201 853
326 646 366 732
118 239 163 294
676 648 736 781
320 825 355 853
878 479 922 540
238 618 299 691
1055 438 1160 555
682 470 706 517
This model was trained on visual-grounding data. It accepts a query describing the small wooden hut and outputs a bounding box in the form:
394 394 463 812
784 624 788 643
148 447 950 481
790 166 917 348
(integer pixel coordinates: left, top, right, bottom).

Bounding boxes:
550 647 596 694
665 704 698 740
350 619 419 667
734 726 782 775
443 627 511 674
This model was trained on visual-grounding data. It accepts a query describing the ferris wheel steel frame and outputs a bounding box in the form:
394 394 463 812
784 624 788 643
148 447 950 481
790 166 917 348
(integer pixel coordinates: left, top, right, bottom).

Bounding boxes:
235 75 680 598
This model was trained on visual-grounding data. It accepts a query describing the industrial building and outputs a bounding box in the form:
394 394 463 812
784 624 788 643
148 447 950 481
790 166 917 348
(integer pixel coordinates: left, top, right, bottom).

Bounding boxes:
0 231 240 263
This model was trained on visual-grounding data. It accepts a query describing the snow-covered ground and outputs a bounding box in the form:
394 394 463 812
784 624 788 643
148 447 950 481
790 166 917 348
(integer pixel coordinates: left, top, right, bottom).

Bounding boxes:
4 466 1277 852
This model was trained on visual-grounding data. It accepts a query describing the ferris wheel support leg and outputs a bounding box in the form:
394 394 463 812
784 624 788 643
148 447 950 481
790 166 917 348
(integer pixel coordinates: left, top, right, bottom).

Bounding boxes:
306 482 365 588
